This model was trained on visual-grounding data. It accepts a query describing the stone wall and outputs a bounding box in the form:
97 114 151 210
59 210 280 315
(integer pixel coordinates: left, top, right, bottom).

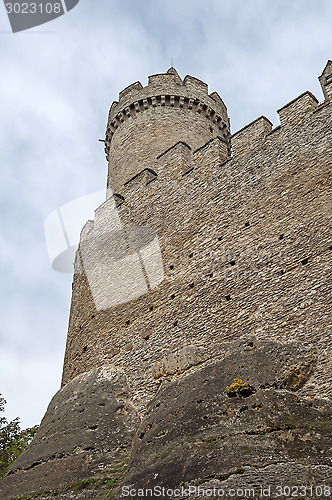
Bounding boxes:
61 70 332 416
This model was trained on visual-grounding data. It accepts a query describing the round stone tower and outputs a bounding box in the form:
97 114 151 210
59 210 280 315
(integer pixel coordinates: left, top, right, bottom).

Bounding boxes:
58 69 232 396
105 67 230 195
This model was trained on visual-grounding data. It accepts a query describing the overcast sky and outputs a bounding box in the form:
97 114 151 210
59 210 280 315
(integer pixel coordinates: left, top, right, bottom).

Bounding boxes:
1 0 331 429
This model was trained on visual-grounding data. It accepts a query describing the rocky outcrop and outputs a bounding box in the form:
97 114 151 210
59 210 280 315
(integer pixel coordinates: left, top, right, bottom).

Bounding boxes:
1 337 331 499
0 366 139 499
118 338 331 498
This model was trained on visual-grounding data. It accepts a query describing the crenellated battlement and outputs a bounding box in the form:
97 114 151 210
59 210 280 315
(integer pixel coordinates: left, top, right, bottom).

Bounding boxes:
231 116 273 157
231 83 330 157
105 68 231 195
277 91 319 128
104 82 331 208
105 94 229 159
105 65 332 196
156 141 193 178
105 68 229 153
105 69 229 164
110 68 219 115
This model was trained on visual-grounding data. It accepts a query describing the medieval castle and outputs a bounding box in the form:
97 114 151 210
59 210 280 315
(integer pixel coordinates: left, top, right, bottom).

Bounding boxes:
1 63 331 499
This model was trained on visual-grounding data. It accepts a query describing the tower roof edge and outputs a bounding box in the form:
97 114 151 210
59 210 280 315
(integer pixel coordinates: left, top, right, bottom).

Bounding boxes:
118 81 143 101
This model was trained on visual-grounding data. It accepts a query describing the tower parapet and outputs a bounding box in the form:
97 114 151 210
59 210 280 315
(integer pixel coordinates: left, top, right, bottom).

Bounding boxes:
105 68 230 195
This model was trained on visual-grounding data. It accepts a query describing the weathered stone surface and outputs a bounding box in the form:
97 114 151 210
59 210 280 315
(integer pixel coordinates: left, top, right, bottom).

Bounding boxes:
0 367 139 500
151 334 317 386
118 339 331 498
